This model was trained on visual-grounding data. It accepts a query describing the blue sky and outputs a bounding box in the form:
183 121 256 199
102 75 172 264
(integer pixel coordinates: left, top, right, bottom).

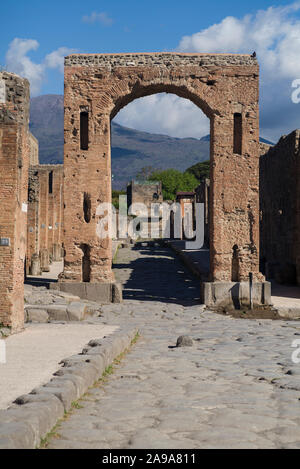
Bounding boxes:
1 0 300 141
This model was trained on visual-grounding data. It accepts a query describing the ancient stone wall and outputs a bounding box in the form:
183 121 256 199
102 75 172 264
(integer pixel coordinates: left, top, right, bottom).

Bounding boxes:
0 71 30 331
260 131 300 284
26 165 64 274
27 167 40 275
62 52 263 289
127 180 163 209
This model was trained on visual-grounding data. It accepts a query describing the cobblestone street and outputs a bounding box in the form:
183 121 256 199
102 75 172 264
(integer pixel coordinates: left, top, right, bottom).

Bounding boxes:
47 244 300 449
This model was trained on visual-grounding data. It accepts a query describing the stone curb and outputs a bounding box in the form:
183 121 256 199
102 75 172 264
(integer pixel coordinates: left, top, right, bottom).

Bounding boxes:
0 326 139 449
275 306 300 320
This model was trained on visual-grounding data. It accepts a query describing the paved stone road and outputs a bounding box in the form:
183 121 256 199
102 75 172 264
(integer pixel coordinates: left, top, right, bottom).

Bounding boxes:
48 244 300 449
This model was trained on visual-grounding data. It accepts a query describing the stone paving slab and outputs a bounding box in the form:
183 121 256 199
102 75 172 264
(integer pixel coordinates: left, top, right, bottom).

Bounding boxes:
44 244 300 449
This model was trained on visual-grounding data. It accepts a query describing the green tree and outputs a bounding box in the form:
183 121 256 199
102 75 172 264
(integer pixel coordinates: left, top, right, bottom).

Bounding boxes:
148 169 198 200
185 160 210 182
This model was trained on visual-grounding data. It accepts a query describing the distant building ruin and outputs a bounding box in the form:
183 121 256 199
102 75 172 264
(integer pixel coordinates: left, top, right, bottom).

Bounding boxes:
260 131 300 285
27 164 64 276
127 180 163 210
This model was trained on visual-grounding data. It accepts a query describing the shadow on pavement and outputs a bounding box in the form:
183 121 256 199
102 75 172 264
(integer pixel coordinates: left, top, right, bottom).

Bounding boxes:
113 244 201 306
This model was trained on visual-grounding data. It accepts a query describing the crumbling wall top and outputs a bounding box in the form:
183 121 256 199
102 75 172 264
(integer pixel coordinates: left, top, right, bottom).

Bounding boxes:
65 52 258 68
0 71 30 126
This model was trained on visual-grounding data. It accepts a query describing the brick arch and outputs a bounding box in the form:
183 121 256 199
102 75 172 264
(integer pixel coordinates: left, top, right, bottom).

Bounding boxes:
60 53 269 307
110 83 214 121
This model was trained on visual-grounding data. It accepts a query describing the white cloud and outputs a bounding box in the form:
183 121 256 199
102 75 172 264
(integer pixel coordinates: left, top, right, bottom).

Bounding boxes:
5 38 45 96
116 3 300 141
176 2 300 141
5 39 74 96
82 11 113 26
114 93 209 139
178 2 300 80
44 47 74 74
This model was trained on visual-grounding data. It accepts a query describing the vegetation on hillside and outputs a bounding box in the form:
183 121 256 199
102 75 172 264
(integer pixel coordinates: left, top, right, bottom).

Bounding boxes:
186 160 210 182
147 168 198 200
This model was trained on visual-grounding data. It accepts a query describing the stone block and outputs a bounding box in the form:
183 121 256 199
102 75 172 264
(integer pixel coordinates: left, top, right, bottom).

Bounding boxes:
46 304 68 321
85 283 112 302
26 309 49 323
112 282 123 303
53 282 123 303
0 421 35 449
67 302 87 321
202 281 271 309
32 378 77 412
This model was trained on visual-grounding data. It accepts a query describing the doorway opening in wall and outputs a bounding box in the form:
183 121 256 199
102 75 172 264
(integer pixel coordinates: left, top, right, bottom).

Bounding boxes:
110 91 211 301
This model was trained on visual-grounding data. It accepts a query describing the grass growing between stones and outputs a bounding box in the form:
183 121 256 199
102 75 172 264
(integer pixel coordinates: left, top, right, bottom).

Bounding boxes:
39 423 61 448
38 331 140 449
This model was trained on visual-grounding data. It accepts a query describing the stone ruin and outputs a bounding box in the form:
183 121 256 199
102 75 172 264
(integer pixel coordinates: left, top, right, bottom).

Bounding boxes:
60 52 269 307
0 71 30 332
0 71 64 332
260 131 300 285
27 164 64 276
127 180 163 209
7 50 300 330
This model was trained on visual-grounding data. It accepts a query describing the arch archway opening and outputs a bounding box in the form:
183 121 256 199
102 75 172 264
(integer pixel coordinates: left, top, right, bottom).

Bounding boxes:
110 91 211 295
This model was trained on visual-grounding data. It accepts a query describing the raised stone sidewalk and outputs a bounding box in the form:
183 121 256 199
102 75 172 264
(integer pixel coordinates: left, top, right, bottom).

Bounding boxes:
24 284 103 322
168 240 300 319
0 324 138 449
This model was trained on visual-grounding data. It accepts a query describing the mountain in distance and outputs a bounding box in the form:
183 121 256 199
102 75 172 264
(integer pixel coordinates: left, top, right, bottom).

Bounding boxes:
259 137 274 145
200 134 274 145
111 122 210 188
30 95 64 165
29 95 210 189
29 95 274 189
